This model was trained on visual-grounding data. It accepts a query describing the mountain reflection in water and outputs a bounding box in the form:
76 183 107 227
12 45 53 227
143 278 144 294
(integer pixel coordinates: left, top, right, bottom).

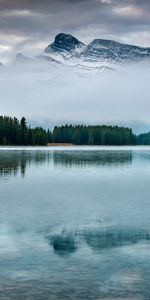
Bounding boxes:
47 225 150 257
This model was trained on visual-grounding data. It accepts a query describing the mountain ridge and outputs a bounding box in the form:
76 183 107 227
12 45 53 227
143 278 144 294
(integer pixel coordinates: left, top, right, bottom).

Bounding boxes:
41 33 150 68
4 33 150 71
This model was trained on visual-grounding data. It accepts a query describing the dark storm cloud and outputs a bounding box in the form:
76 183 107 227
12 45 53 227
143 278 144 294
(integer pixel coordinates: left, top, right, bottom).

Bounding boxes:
0 0 149 35
0 1 109 38
0 0 150 62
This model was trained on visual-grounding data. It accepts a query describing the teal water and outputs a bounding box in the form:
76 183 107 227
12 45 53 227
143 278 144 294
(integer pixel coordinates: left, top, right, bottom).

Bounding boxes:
0 146 150 299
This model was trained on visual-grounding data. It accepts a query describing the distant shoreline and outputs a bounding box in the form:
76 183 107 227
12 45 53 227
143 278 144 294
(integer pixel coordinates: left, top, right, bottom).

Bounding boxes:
47 143 75 147
0 145 150 148
0 143 75 147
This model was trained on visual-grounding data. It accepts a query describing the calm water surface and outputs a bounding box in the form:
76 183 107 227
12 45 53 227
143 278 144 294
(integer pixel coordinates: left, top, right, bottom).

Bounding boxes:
0 146 150 300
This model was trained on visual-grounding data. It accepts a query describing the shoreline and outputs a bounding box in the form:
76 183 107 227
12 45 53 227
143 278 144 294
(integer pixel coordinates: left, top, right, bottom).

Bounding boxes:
0 145 150 149
47 143 75 147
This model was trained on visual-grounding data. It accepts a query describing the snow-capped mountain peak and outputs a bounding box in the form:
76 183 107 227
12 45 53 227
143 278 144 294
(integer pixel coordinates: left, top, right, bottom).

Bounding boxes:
45 33 85 55
81 39 150 62
2 33 150 74
41 33 150 70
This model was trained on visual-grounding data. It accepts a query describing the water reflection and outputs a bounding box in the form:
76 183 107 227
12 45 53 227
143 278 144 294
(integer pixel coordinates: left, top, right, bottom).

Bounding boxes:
0 149 133 179
1 147 150 299
0 150 51 179
47 225 150 256
84 226 150 252
49 231 78 256
53 150 132 168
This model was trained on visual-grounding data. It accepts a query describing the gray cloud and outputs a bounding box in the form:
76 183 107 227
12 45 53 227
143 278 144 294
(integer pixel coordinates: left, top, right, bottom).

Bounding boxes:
0 0 150 62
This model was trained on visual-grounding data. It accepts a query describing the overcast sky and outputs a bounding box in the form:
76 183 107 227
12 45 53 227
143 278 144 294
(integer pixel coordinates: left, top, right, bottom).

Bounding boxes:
0 0 150 62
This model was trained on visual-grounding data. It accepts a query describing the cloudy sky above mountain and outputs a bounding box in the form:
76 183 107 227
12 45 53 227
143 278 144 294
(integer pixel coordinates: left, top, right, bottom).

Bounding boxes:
0 0 150 62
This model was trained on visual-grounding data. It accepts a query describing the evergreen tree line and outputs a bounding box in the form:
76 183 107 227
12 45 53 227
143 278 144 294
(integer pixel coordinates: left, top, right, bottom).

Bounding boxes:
52 125 136 145
0 116 51 145
136 132 150 145
0 115 149 145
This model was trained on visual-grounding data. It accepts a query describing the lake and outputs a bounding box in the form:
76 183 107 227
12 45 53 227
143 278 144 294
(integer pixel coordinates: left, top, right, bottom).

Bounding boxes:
0 146 150 300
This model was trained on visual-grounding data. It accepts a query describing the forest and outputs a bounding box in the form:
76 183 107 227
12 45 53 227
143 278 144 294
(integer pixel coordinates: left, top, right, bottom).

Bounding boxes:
0 115 149 146
0 116 51 145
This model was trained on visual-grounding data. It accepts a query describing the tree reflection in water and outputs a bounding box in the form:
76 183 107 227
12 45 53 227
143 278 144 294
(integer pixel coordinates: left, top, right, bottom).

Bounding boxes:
0 149 133 179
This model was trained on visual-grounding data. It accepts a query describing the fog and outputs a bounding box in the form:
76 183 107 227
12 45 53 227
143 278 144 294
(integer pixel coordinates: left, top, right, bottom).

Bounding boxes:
0 61 150 133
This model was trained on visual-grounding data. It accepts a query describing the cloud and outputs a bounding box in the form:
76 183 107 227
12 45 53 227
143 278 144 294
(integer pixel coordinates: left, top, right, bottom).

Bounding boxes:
114 5 144 17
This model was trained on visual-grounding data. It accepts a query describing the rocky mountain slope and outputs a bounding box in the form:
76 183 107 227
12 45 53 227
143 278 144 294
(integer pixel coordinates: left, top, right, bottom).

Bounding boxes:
41 33 150 69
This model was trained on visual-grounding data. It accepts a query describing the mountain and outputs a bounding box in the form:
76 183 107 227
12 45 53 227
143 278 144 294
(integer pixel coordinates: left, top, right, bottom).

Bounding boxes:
41 33 150 69
81 39 150 62
1 33 150 74
14 53 34 64
44 33 85 57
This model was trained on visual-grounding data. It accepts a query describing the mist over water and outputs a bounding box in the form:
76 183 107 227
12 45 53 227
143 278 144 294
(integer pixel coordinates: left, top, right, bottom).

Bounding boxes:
0 147 150 299
0 61 150 133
